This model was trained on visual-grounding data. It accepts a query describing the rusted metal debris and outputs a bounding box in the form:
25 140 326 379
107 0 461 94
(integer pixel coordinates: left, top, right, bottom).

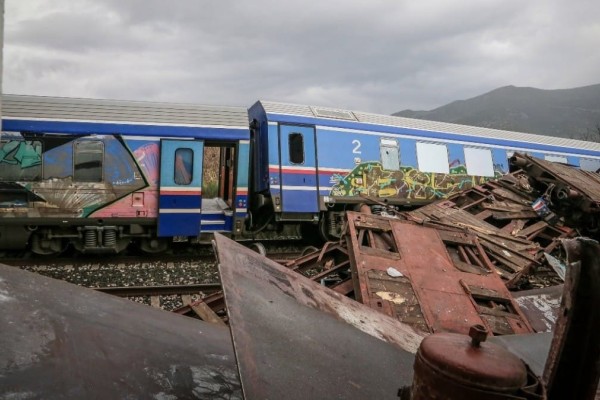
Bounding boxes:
543 238 600 400
0 263 241 399
213 232 424 400
511 153 600 215
345 211 534 336
406 170 575 287
408 325 545 399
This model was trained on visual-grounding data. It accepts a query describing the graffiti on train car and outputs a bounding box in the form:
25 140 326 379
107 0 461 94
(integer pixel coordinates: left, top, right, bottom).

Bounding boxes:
329 161 504 200
0 134 147 217
0 140 43 180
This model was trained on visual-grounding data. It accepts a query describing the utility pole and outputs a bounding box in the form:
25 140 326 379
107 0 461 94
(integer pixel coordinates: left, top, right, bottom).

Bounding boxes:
0 0 4 131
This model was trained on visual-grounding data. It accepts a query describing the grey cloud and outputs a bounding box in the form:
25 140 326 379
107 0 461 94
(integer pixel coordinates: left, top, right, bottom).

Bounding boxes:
4 0 600 114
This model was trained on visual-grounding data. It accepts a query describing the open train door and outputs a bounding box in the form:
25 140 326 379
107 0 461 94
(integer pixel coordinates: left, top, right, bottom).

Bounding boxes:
158 139 204 237
278 125 319 214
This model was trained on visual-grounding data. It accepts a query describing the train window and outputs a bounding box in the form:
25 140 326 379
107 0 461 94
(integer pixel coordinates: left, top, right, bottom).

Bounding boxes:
544 154 568 164
464 147 495 177
74 140 103 182
580 158 600 172
174 148 193 185
380 138 400 170
289 133 304 164
416 142 449 174
0 140 42 181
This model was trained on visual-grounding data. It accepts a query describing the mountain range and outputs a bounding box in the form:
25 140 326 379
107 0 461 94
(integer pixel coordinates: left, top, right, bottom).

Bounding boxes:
393 84 600 140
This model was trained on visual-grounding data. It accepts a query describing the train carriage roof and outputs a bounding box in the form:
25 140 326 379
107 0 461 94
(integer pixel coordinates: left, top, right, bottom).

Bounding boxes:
255 100 600 154
2 94 250 140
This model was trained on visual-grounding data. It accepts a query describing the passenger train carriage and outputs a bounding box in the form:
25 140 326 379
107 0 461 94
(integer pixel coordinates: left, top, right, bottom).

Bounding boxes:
2 94 600 254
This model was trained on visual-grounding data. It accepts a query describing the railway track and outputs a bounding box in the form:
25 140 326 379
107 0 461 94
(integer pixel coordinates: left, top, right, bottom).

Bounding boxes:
1 244 307 312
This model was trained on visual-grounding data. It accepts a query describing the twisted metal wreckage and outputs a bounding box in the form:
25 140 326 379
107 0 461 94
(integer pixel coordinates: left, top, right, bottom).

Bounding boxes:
1 154 599 399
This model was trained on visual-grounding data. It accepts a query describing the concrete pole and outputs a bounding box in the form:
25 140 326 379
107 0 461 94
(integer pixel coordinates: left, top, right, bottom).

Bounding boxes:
0 0 4 131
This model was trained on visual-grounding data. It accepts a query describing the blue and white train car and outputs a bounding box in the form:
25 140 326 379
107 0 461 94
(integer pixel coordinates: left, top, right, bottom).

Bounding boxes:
0 95 250 253
248 100 600 237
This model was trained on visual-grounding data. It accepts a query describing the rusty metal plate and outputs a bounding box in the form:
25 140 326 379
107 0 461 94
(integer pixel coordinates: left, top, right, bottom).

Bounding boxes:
346 212 534 336
214 233 423 400
0 264 241 399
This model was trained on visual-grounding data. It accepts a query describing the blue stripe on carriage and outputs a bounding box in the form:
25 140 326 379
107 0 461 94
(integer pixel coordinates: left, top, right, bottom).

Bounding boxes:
158 213 200 237
265 113 600 158
3 119 250 140
158 194 202 209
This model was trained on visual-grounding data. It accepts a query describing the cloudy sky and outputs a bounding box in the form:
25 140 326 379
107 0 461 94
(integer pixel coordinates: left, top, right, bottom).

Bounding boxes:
4 0 600 114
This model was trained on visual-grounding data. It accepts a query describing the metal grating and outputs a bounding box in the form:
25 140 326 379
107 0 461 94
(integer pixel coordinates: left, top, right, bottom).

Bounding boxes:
310 106 357 121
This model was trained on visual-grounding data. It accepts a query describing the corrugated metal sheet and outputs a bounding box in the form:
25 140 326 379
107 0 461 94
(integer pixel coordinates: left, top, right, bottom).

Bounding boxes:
259 100 600 153
2 94 249 127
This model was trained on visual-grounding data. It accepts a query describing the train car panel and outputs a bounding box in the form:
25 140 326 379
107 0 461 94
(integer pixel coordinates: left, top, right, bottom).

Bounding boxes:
278 124 319 215
233 140 250 235
266 122 282 212
158 139 204 237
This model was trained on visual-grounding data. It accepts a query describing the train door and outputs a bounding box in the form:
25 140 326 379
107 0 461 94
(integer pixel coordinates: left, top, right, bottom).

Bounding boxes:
158 139 204 237
278 125 319 213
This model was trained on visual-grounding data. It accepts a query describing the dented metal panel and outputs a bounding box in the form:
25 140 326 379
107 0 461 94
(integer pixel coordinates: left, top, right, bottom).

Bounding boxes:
214 233 423 400
345 212 534 336
0 263 241 399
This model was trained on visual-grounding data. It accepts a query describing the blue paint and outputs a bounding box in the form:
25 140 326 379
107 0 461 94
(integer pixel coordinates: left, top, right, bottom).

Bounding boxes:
158 194 202 209
280 189 319 212
447 143 464 169
3 119 250 140
104 136 137 185
158 140 204 237
264 112 600 158
279 125 319 213
43 144 73 179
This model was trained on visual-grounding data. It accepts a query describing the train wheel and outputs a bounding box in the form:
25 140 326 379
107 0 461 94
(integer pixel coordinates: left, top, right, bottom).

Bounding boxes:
30 233 67 256
138 238 169 254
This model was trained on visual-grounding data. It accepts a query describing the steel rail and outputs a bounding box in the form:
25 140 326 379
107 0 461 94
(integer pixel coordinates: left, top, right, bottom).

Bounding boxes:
94 282 222 297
